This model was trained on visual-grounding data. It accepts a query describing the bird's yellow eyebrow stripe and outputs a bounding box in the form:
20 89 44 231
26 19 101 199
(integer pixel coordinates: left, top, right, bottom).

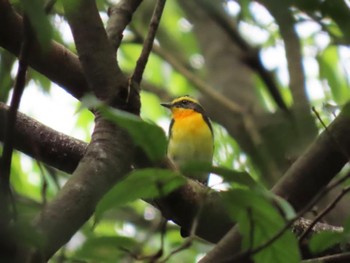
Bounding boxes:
171 96 199 105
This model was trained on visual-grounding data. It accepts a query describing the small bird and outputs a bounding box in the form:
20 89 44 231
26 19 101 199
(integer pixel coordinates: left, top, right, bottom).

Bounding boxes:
161 96 214 185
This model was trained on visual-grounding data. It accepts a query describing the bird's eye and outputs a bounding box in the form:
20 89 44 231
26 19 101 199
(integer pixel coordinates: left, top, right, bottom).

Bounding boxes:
181 100 188 104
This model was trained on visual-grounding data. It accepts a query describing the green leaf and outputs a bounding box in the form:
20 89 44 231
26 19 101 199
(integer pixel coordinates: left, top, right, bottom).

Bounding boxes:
180 161 258 188
79 95 167 161
95 168 185 223
20 0 53 49
101 107 167 161
309 231 343 254
223 189 300 263
272 195 296 220
317 46 350 104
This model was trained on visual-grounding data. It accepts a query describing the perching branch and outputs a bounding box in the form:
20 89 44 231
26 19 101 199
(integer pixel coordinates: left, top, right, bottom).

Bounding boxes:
1 102 350 248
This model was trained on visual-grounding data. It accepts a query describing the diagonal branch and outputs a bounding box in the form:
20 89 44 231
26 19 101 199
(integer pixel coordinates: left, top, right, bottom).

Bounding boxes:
200 103 350 262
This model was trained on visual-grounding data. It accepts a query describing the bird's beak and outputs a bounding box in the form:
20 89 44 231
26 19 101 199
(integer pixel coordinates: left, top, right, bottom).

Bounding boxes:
161 102 172 109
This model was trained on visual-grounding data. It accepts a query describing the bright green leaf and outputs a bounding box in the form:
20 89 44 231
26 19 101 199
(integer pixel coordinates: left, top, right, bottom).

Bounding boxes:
180 161 258 188
317 46 350 104
79 95 167 161
95 168 185 223
100 107 167 161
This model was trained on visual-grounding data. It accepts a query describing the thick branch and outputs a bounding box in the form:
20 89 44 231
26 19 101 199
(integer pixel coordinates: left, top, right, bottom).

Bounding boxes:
15 0 141 260
0 103 86 173
62 0 126 102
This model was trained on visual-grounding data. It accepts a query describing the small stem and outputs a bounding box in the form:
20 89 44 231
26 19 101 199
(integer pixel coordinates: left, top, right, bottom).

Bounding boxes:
0 15 31 219
299 186 350 242
131 0 167 85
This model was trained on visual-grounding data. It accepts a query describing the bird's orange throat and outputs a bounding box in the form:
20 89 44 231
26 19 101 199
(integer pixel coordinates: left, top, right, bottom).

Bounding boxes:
172 108 197 120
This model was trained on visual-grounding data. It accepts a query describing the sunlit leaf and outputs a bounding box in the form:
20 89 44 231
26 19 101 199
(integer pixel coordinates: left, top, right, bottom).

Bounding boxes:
80 95 167 161
101 107 167 161
95 168 185 223
321 0 350 41
317 46 350 105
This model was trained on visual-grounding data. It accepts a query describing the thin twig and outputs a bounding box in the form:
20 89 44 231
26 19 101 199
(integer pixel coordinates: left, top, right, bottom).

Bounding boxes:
159 237 193 263
119 218 166 262
312 106 350 161
299 186 350 242
302 251 350 263
131 0 166 85
0 15 31 218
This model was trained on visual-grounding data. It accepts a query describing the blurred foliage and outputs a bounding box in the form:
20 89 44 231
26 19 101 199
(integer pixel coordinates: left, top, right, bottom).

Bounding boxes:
224 189 300 263
2 0 350 262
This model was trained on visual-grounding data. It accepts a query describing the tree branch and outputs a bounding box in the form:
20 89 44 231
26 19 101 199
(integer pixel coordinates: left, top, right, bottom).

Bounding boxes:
14 0 142 260
106 0 143 51
0 0 88 99
0 15 31 218
200 103 350 262
131 0 166 85
0 102 86 173
2 102 350 248
62 0 126 102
